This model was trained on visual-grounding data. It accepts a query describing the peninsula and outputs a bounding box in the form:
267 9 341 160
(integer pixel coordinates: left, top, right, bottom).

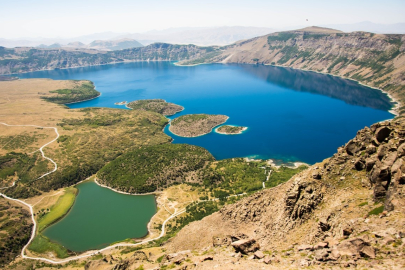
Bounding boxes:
127 99 184 116
216 125 247 135
169 114 228 137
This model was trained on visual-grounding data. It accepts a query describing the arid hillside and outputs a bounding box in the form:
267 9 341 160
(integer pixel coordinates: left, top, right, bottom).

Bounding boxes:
180 26 405 114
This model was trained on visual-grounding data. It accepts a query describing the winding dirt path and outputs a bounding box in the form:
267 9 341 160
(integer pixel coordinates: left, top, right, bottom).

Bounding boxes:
0 122 190 264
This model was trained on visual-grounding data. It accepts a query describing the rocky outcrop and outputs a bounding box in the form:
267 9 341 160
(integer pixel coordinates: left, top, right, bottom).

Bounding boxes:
326 119 405 210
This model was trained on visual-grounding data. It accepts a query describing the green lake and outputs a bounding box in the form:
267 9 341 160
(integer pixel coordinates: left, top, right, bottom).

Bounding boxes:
43 181 156 252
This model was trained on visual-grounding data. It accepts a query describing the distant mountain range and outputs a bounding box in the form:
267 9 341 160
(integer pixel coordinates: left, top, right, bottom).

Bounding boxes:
36 39 143 51
0 26 274 48
1 23 404 49
118 26 276 46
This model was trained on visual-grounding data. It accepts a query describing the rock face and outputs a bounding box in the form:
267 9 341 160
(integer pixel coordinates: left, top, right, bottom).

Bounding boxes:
334 119 405 209
231 239 260 254
126 99 184 116
169 114 229 137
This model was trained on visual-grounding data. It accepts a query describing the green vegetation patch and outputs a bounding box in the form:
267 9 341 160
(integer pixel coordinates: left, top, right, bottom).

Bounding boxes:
199 159 308 195
267 32 298 43
0 132 46 151
97 144 214 193
303 33 328 40
41 81 99 104
368 205 384 216
28 234 70 258
171 114 209 126
0 198 32 267
0 152 50 185
266 165 308 188
127 99 184 116
37 187 77 232
216 125 246 134
198 158 265 194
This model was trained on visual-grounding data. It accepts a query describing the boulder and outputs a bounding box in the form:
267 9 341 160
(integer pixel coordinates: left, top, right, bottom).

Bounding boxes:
336 238 375 259
314 242 328 250
397 143 405 157
263 255 271 264
312 172 321 179
343 227 354 237
231 239 260 254
383 151 397 167
365 145 377 154
212 235 232 247
375 127 392 142
131 251 148 261
391 158 404 174
200 256 213 262
172 255 186 265
297 244 313 251
254 250 265 259
377 145 388 160
346 141 360 155
319 221 331 231
315 249 330 261
354 158 365 170
365 156 377 171
325 237 339 247
360 245 376 258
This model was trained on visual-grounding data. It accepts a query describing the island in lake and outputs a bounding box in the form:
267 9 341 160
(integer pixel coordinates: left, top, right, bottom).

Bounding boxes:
114 101 127 105
169 114 228 137
216 125 247 135
127 99 184 116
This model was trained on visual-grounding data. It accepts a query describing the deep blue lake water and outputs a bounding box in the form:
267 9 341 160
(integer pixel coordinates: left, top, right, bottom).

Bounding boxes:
18 62 394 164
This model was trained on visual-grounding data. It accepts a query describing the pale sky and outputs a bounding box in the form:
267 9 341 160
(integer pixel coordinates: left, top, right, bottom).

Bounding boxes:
1 0 404 39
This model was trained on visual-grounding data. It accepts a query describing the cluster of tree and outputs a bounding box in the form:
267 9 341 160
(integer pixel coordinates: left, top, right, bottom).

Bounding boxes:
0 199 33 267
42 81 99 104
97 144 214 193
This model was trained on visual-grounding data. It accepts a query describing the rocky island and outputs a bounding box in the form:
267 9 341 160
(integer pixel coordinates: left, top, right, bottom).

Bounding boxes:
114 101 127 105
127 99 184 116
169 114 229 137
216 125 247 135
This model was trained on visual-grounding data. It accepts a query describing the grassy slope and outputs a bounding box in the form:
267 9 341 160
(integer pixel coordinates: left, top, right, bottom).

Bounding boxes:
0 197 33 267
3 108 171 198
37 187 77 232
28 234 70 259
198 158 308 196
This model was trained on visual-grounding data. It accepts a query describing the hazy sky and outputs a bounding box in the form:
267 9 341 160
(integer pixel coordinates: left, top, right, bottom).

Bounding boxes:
1 0 404 38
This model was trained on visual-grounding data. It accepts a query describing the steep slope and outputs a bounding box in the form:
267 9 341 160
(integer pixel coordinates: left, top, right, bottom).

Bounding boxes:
0 43 214 74
181 27 405 114
164 119 405 269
